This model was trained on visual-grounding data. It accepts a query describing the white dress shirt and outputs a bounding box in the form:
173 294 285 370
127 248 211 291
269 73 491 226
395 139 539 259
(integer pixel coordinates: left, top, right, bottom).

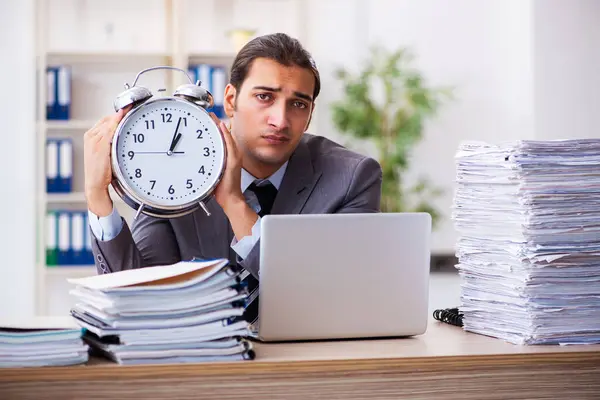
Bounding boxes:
88 162 288 260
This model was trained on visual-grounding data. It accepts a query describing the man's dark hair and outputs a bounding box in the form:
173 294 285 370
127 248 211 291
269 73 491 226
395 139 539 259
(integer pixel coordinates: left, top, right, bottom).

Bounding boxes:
229 33 320 101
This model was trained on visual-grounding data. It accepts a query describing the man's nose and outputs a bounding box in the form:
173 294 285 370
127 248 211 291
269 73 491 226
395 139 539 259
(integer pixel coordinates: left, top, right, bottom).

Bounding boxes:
267 102 290 131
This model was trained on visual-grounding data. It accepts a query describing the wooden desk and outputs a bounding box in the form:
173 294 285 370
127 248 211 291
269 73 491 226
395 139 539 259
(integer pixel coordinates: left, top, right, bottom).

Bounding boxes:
2 320 600 399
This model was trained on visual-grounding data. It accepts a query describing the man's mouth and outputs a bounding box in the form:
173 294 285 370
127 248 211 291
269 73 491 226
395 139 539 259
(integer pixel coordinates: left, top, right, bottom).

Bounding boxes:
262 134 290 144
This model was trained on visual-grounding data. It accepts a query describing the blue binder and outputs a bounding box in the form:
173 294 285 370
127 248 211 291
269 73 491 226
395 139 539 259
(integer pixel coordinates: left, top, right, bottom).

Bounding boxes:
191 63 212 101
188 63 227 118
57 138 73 193
46 67 57 120
70 211 85 265
211 65 227 119
46 139 59 193
56 65 71 120
57 211 72 265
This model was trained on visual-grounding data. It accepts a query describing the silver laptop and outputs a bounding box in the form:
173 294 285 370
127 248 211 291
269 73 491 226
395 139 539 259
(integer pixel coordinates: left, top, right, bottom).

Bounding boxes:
255 212 431 342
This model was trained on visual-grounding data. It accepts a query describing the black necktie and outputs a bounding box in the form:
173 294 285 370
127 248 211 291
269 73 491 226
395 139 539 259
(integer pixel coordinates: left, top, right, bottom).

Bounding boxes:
241 180 278 325
248 180 278 217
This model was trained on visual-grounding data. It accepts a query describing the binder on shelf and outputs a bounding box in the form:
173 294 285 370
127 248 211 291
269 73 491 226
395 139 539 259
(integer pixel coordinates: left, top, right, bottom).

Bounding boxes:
46 139 59 193
211 65 226 119
71 212 85 265
56 65 71 120
58 138 73 193
46 65 71 120
190 63 211 92
46 138 72 193
46 66 56 120
57 211 71 266
46 211 58 266
188 63 227 119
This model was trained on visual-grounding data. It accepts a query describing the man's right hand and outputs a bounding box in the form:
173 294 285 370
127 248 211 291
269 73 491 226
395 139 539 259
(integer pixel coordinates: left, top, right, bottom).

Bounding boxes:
84 107 129 217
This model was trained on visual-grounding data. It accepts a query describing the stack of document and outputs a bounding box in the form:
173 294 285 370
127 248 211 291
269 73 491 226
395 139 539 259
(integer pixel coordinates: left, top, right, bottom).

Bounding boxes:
452 139 600 345
68 258 255 364
0 316 88 368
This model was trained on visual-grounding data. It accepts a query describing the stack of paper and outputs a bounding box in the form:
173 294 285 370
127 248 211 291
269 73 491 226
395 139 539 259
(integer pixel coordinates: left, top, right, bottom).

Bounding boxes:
452 139 600 345
68 258 255 364
0 316 88 368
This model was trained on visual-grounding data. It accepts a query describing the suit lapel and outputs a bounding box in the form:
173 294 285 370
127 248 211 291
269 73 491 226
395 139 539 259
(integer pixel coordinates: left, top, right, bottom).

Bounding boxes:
271 138 322 215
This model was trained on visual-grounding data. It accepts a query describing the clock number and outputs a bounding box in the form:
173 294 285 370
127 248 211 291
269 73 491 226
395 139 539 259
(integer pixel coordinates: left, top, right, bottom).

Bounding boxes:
127 151 134 160
135 169 142 178
168 185 175 195
203 147 210 157
186 179 193 189
145 120 155 129
150 180 156 189
196 129 203 139
161 113 172 123
198 166 205 174
134 133 145 143
183 117 187 127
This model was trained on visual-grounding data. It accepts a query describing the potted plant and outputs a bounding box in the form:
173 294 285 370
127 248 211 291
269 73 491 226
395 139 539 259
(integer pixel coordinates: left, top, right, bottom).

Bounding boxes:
330 45 453 228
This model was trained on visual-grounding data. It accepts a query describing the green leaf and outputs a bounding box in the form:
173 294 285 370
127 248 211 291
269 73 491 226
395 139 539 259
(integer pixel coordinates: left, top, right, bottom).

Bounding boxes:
330 45 453 230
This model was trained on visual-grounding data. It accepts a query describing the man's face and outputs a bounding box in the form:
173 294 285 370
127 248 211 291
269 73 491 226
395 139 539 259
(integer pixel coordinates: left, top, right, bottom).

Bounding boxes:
224 58 315 169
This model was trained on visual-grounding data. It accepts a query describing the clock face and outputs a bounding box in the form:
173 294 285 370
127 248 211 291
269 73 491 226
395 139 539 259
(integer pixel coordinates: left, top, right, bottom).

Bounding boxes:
113 97 225 209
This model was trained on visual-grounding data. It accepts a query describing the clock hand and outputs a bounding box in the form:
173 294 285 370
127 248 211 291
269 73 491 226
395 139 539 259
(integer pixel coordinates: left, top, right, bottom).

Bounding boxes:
171 132 183 150
168 117 182 154
134 151 185 154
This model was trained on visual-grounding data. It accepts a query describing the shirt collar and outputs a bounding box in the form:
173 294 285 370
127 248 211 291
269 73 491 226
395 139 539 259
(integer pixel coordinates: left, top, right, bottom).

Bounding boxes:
241 161 288 193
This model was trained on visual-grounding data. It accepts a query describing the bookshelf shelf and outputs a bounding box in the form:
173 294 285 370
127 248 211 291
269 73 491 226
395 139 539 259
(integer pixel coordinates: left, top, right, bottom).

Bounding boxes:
45 192 87 203
45 265 96 278
46 51 173 64
42 120 98 131
188 51 238 61
45 191 125 204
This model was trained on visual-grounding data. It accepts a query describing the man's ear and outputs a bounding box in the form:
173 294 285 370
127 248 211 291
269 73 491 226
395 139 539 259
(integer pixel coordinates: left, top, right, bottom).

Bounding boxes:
224 83 237 118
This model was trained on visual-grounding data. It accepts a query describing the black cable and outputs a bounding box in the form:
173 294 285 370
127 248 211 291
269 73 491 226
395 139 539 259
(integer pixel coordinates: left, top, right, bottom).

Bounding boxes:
433 307 464 327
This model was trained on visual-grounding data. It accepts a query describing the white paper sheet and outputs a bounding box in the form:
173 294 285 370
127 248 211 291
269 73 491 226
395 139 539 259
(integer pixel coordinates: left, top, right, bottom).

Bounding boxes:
67 258 229 291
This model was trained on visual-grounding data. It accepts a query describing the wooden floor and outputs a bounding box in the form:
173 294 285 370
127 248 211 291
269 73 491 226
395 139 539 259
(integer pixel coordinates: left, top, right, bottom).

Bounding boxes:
2 321 600 399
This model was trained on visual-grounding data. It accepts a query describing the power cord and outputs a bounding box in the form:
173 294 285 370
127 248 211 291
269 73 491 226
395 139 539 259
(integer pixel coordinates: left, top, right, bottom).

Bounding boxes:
433 307 464 327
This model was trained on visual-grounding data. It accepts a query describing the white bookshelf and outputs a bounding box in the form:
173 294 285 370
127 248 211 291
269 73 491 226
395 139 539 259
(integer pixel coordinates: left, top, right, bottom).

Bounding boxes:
45 266 97 277
45 187 126 204
45 51 174 64
34 0 306 316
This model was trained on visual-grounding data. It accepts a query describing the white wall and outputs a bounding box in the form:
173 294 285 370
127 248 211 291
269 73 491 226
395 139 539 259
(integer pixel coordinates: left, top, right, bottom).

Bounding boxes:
304 0 600 253
0 0 37 319
306 0 536 253
533 0 600 140
303 0 370 144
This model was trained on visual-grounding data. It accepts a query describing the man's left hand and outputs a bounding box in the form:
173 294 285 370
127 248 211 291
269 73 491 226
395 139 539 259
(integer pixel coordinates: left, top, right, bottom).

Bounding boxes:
210 114 258 241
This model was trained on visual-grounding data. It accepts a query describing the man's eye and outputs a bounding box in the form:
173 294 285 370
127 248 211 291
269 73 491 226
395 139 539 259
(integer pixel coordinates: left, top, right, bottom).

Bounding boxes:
294 101 307 109
256 93 271 101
